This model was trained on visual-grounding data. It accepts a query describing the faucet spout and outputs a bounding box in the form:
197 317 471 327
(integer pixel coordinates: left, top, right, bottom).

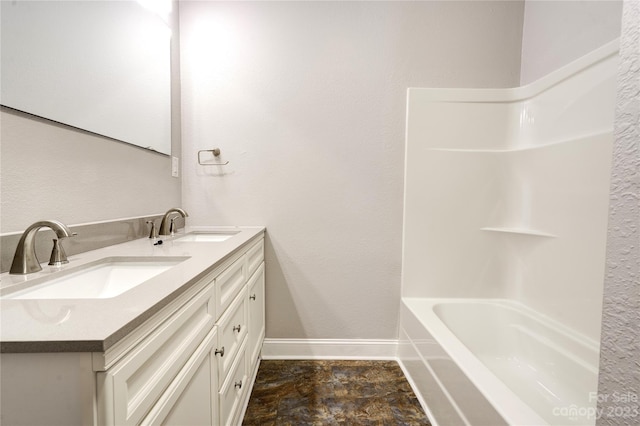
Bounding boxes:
10 220 74 274
159 208 189 236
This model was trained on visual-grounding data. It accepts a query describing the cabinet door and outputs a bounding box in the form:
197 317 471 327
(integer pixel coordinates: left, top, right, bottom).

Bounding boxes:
141 327 218 426
97 284 215 426
247 262 265 372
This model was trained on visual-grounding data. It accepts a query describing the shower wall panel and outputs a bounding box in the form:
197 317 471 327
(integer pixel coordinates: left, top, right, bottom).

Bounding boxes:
402 41 619 340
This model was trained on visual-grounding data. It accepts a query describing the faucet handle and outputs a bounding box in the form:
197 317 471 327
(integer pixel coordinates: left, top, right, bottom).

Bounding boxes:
48 239 69 266
146 220 157 239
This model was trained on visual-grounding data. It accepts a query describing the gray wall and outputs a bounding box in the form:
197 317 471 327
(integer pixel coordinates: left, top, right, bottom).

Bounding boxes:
597 0 640 423
0 109 180 233
520 0 622 85
179 0 524 340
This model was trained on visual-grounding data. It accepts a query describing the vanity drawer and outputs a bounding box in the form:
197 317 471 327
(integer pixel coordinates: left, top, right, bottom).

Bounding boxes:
217 288 248 385
97 283 215 426
246 238 264 278
215 255 247 318
219 340 248 426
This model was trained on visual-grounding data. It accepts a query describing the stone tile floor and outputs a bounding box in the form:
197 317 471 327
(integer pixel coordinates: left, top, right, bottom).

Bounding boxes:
242 360 431 425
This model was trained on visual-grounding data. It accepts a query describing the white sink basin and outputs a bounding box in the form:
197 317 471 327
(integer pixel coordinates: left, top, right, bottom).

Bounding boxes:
2 257 188 300
175 231 239 242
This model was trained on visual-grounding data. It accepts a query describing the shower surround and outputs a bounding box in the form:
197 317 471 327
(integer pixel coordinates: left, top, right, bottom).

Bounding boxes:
399 41 619 425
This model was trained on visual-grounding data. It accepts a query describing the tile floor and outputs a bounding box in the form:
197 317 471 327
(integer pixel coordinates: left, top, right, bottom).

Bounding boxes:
242 360 431 425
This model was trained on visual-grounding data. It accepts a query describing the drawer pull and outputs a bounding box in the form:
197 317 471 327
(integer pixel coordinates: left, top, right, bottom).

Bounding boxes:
234 380 243 389
215 346 225 357
233 324 242 333
249 294 256 301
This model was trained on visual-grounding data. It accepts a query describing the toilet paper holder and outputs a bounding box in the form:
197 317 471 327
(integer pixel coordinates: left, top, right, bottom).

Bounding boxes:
198 148 229 166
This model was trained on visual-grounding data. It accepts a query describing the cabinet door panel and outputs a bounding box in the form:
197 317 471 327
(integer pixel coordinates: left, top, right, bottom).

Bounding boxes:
247 262 265 372
141 327 218 426
162 357 211 426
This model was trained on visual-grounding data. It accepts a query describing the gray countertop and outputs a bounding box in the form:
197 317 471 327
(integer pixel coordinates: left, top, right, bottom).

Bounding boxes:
0 226 265 353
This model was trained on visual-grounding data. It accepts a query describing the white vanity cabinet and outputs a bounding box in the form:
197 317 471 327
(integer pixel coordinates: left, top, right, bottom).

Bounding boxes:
0 232 265 426
214 237 264 426
97 235 265 426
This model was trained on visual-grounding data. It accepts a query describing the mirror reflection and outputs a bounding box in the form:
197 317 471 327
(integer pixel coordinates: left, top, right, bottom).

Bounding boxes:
0 0 172 154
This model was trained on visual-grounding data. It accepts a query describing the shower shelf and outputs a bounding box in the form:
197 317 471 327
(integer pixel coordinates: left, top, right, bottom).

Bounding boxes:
426 133 610 154
480 227 556 238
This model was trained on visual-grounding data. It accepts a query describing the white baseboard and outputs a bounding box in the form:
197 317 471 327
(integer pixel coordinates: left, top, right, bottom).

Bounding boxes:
261 338 398 360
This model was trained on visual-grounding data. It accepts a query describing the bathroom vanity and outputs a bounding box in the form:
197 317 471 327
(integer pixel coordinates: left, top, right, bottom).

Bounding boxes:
0 227 265 426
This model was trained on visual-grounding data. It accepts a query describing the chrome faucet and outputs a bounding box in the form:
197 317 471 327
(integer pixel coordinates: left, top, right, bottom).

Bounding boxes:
158 208 189 236
10 220 74 274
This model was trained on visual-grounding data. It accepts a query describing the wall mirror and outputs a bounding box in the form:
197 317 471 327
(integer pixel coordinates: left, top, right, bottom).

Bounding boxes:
1 0 172 155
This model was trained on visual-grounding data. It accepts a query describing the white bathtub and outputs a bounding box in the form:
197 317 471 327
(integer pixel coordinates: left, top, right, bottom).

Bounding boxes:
399 298 600 426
